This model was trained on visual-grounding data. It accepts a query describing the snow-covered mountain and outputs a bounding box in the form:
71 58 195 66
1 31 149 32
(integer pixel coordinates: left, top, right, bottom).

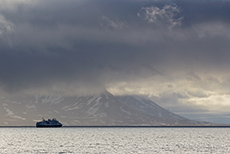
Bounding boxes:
0 90 205 126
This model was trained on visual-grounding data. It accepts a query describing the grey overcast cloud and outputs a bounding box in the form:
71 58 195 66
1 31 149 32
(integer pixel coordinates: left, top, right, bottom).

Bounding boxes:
1 0 230 123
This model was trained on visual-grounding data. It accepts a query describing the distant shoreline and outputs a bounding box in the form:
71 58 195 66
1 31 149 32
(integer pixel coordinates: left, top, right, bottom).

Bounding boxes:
1 125 230 128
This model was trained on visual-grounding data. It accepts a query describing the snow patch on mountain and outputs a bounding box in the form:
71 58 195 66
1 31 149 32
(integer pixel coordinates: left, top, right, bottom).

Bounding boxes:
4 106 26 120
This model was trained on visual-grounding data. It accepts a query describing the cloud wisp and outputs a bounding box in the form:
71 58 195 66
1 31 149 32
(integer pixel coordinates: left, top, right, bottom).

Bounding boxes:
138 4 183 28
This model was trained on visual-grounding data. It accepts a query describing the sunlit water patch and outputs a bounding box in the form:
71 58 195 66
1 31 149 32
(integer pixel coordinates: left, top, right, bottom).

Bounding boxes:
0 127 230 153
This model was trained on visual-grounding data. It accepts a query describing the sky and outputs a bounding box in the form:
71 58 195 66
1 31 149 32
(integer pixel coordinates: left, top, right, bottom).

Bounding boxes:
1 0 230 123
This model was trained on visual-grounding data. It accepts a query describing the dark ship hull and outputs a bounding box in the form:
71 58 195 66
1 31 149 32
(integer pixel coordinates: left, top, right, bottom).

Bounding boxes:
36 124 62 127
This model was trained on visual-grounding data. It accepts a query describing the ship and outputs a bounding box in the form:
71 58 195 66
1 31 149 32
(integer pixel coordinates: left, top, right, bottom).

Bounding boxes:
36 118 62 127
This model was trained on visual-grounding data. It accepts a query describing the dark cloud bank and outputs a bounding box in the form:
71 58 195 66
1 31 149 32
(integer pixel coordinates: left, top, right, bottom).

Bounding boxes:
1 0 230 122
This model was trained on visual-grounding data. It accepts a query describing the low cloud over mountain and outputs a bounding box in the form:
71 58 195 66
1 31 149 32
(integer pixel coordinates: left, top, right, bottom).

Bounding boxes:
0 0 230 122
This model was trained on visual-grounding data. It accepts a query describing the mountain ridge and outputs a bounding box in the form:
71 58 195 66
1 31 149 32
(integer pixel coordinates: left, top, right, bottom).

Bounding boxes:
0 90 211 126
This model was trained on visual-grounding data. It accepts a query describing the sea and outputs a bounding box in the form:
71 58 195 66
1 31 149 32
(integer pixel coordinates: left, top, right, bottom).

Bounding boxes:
1 127 230 153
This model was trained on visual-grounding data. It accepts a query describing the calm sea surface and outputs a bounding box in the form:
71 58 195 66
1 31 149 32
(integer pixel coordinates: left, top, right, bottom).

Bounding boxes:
1 127 230 153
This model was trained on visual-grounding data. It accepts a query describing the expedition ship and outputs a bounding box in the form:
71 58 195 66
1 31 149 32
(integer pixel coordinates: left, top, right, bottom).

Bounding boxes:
36 118 62 127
